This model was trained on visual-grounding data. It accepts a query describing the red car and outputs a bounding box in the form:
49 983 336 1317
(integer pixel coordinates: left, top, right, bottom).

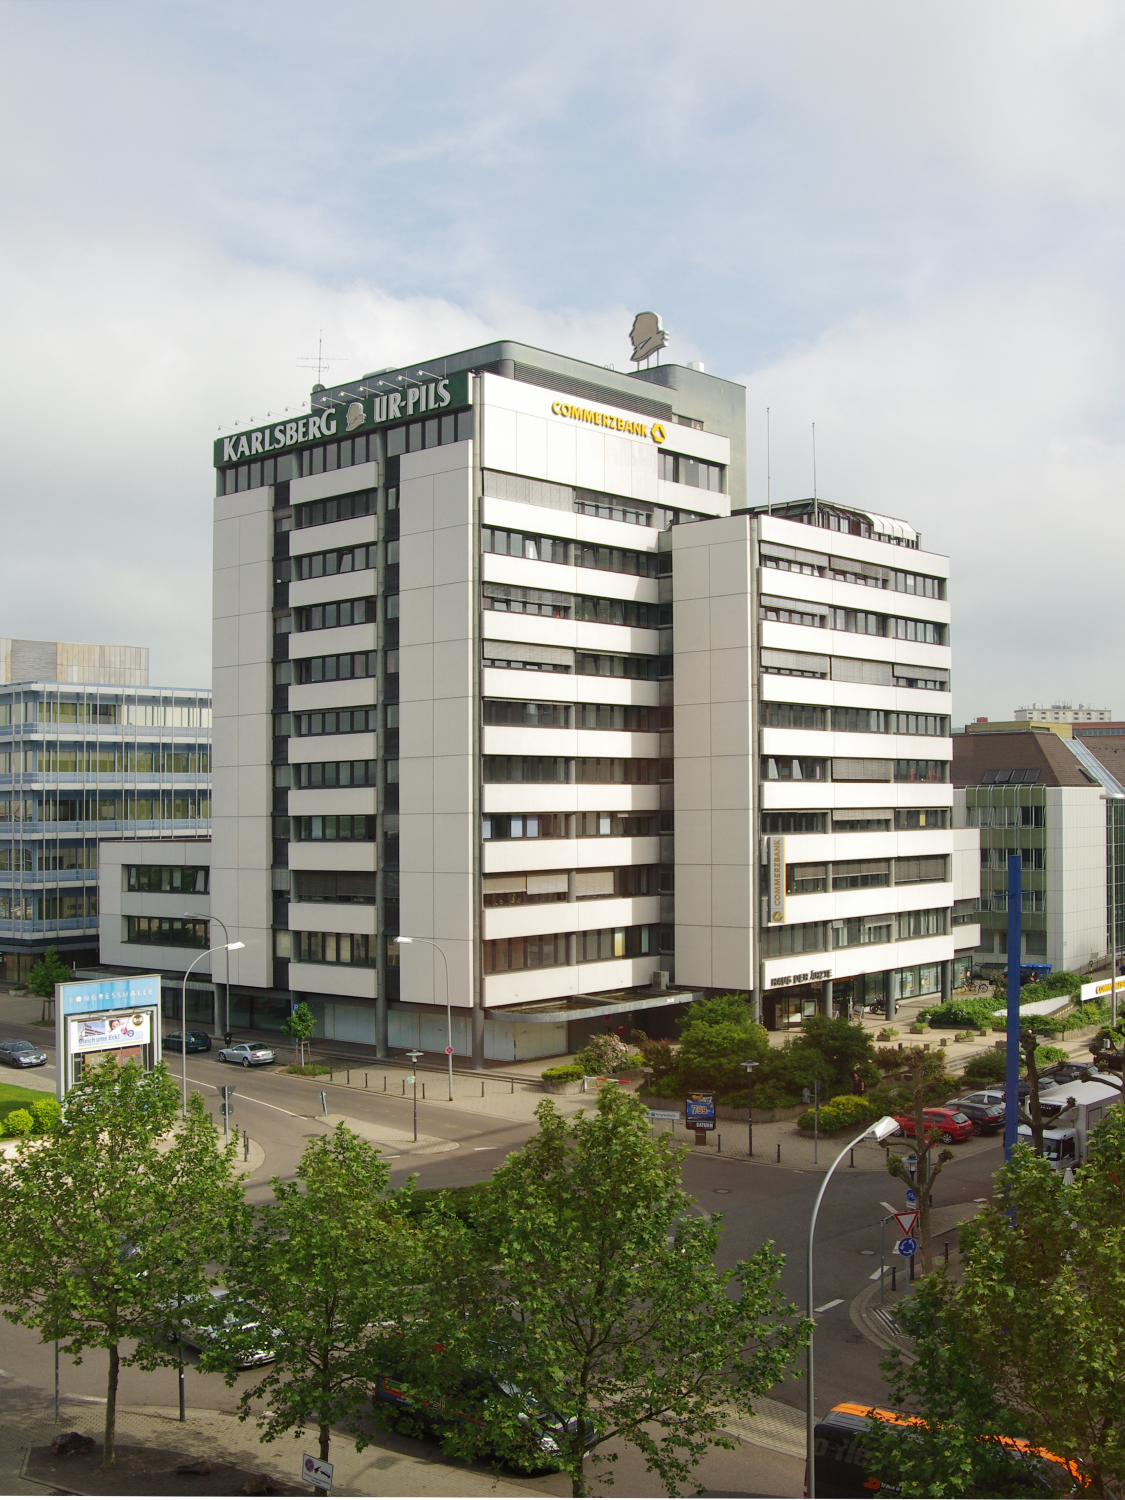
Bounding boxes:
892 1107 974 1144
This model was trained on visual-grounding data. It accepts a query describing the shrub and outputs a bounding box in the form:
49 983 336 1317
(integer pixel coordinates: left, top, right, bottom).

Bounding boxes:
875 1046 905 1071
285 1063 331 1076
541 1064 584 1082
1034 1045 1069 1069
4 1109 33 1137
925 996 999 1030
962 1051 1009 1083
797 1094 878 1133
631 1032 677 1081
30 1096 61 1134
573 1033 638 1076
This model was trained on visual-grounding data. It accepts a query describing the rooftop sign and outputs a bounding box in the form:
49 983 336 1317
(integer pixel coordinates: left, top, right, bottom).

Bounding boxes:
59 974 161 1016
214 370 471 468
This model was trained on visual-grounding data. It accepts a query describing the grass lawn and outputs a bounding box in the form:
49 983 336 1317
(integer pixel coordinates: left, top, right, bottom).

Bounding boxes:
0 1080 48 1124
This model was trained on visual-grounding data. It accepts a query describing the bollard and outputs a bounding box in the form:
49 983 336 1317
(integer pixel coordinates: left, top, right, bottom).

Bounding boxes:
944 1241 949 1263
347 1069 351 1088
383 1075 386 1092
511 1079 514 1094
892 1265 897 1292
329 1066 333 1084
717 1133 722 1154
849 1147 855 1168
402 1079 405 1095
422 1081 425 1100
243 1129 249 1162
481 1080 485 1097
776 1142 781 1163
365 1073 368 1090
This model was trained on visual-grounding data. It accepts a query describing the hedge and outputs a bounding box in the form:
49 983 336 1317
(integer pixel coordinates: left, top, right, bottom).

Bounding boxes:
541 1064 585 1082
797 1093 878 1133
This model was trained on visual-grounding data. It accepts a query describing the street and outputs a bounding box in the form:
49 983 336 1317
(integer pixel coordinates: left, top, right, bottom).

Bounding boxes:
0 1008 1004 1494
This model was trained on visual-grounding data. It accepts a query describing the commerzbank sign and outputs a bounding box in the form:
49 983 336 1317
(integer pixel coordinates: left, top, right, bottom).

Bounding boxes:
214 370 472 468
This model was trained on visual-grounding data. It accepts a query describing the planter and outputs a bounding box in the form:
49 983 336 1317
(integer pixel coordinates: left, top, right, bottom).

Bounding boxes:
542 1078 584 1095
908 1024 926 1035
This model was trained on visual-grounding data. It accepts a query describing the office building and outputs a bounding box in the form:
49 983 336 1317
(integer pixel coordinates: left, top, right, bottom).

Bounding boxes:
206 337 969 1058
954 724 1123 972
0 666 211 984
1014 703 1113 725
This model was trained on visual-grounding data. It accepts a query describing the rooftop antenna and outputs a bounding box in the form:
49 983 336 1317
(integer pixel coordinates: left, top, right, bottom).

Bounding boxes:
297 330 345 386
766 407 772 515
812 421 818 526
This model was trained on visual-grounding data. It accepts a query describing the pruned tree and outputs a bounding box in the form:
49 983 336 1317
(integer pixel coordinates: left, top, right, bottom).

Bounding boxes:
281 1000 317 1068
0 1059 240 1465
216 1125 429 1462
409 1087 808 1497
886 1048 953 1272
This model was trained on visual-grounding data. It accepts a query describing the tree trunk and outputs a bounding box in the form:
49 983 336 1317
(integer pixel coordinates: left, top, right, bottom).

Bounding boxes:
1019 1032 1046 1155
319 1421 330 1462
103 1342 119 1467
571 1459 587 1498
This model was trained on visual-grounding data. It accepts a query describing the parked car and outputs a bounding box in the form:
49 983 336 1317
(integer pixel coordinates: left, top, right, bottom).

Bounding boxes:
217 1042 275 1067
0 1038 47 1068
892 1107 974 1144
945 1098 1006 1136
162 1030 212 1054
165 1288 276 1367
1039 1060 1097 1088
960 1086 1067 1120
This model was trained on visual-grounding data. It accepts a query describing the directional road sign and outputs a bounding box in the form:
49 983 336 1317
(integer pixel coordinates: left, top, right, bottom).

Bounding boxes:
905 1188 917 1205
893 1211 919 1238
895 1235 918 1258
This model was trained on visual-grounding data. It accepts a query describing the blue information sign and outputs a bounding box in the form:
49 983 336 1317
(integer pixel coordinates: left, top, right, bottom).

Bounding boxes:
896 1235 918 1258
60 975 161 1016
685 1093 716 1130
905 1188 917 1205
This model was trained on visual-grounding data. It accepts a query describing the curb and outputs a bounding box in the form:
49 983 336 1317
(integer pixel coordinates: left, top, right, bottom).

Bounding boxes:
849 1276 915 1360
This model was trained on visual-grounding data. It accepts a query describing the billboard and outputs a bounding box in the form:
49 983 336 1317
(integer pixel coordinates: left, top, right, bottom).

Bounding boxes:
56 975 162 1099
766 836 785 924
685 1092 716 1132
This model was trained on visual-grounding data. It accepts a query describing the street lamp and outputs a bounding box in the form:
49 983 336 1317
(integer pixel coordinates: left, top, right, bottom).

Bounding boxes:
392 936 453 1101
805 1114 899 1500
184 911 232 1043
741 1059 759 1158
405 1049 424 1142
179 942 244 1116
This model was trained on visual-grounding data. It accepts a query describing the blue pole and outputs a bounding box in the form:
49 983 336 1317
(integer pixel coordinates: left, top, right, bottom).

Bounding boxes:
1005 854 1022 1158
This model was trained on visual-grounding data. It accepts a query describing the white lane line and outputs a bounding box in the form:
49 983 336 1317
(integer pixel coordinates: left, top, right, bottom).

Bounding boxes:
869 1266 888 1280
814 1299 844 1313
472 1146 498 1151
186 1077 307 1119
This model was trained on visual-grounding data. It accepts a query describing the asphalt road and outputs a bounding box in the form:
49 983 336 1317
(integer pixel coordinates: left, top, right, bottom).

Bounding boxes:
0 1015 1005 1486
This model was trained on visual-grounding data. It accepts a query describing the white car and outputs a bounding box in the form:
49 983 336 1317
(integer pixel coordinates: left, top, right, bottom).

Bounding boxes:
217 1042 275 1068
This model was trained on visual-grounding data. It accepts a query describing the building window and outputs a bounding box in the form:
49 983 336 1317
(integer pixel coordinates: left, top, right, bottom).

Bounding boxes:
894 808 950 830
125 916 209 949
290 707 378 737
483 701 571 729
292 930 377 966
894 856 949 885
482 700 656 731
289 760 378 788
894 760 949 783
832 758 893 782
762 757 827 781
276 543 377 582
760 649 829 679
760 596 829 629
482 528 658 578
760 811 828 833
760 545 944 599
482 923 655 973
292 871 377 904
289 815 377 841
760 702 829 730
384 408 473 458
483 584 571 619
574 653 660 680
126 865 209 894
481 811 656 840
292 488 377 530
293 598 377 632
291 652 378 685
657 451 725 492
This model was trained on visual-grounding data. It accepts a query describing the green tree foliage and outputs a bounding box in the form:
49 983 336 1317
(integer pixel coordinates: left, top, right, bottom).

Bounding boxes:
0 1060 240 1465
410 1087 807 1497
27 944 71 1019
870 1115 1125 1496
218 1125 430 1462
281 1000 317 1067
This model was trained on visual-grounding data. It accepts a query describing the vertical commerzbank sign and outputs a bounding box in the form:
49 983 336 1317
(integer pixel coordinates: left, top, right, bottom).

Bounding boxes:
213 370 472 467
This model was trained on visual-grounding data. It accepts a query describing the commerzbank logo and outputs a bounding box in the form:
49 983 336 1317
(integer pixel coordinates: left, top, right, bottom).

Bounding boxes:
551 400 666 444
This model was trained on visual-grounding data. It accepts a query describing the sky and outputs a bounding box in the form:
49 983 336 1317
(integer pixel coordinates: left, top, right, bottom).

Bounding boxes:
2 0 1124 722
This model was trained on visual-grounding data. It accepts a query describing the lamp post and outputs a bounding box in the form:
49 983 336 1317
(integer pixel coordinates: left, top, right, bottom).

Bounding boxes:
393 936 453 1101
184 911 231 1042
805 1115 900 1499
179 942 244 1116
741 1059 759 1158
405 1049 423 1141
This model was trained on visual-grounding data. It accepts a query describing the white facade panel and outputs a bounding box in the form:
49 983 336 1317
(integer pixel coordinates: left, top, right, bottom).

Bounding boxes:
289 788 376 816
288 902 378 936
482 896 661 941
482 837 660 874
481 667 659 707
288 622 377 659
481 955 658 1007
288 515 377 557
287 842 378 872
287 962 377 1000
290 570 377 608
288 733 377 764
289 678 378 712
482 783 660 814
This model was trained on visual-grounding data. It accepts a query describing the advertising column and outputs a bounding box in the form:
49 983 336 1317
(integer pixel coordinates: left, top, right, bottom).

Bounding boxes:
55 974 163 1101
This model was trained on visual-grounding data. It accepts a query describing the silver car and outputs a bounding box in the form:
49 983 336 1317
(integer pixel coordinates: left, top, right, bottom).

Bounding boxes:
217 1042 275 1068
166 1288 276 1367
0 1038 48 1068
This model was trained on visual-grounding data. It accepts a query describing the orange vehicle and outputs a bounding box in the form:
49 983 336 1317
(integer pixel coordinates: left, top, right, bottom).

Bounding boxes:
807 1401 1085 1497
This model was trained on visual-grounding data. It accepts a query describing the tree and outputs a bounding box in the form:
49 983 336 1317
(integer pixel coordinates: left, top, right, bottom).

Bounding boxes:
27 945 70 1022
869 1116 1125 1497
217 1125 428 1462
412 1087 807 1497
0 1059 240 1465
790 1014 880 1092
886 1048 954 1273
281 1000 317 1067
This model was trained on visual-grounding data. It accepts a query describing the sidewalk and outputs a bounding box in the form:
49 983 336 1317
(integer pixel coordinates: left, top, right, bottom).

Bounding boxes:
0 1396 565 1497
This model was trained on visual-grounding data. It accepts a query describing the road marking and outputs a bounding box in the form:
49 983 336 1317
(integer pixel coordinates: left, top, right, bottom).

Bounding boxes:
869 1266 887 1280
63 1394 107 1404
186 1077 306 1119
472 1146 498 1151
815 1299 844 1312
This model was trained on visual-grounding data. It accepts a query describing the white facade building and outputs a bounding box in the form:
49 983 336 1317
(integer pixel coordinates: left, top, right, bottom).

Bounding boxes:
1015 704 1113 724
204 341 968 1057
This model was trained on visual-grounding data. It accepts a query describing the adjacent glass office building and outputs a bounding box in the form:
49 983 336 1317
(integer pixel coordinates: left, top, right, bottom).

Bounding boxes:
0 680 212 982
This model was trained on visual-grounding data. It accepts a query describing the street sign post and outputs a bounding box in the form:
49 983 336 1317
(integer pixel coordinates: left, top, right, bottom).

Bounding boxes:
303 1454 333 1491
219 1085 236 1138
